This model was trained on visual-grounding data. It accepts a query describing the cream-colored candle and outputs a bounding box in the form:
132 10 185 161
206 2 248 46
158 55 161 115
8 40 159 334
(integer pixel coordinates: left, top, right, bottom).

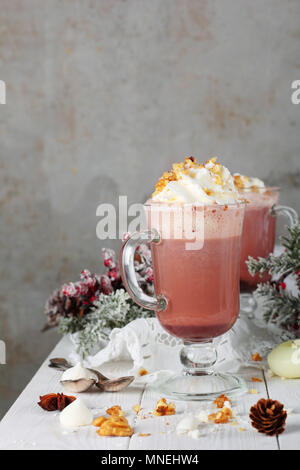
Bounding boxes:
267 339 300 378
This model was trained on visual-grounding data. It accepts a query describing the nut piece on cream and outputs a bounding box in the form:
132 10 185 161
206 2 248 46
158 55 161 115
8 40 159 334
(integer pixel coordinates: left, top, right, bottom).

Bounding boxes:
233 173 265 190
59 397 93 427
152 157 239 205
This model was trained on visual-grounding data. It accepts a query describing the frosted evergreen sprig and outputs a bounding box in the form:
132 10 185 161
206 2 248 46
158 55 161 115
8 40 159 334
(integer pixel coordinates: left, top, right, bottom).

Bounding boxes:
58 289 154 357
255 282 300 331
246 223 300 335
247 224 300 279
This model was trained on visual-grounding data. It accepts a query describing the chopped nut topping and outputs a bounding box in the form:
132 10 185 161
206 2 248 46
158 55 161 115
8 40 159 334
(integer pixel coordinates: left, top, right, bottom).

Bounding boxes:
251 377 262 382
154 398 176 416
233 174 246 189
138 368 149 376
152 157 207 197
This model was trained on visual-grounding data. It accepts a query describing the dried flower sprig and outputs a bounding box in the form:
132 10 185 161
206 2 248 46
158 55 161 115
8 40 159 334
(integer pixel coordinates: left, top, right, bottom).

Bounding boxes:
43 243 155 356
44 244 154 329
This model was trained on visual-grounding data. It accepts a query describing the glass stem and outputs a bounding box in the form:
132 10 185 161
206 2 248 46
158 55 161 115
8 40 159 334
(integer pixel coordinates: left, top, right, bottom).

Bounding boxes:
180 340 217 376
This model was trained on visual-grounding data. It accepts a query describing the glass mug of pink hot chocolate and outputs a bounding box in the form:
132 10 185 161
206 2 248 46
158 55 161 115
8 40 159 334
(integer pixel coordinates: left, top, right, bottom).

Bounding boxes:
234 174 298 313
120 158 247 400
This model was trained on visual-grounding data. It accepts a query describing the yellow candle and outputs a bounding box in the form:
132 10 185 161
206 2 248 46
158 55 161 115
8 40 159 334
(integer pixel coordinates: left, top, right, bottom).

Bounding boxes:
268 339 300 378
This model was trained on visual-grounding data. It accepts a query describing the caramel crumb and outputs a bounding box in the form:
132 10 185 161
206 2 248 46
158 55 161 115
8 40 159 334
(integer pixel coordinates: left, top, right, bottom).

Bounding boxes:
252 353 262 362
92 416 107 427
96 415 134 437
138 433 151 437
132 404 141 414
251 377 262 382
208 406 233 424
138 368 149 376
231 421 238 426
238 427 245 432
214 394 231 408
249 389 258 394
154 398 176 416
106 405 124 416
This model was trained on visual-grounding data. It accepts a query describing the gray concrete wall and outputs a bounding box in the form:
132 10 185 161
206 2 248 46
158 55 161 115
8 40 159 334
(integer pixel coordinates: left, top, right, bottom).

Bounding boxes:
0 0 299 418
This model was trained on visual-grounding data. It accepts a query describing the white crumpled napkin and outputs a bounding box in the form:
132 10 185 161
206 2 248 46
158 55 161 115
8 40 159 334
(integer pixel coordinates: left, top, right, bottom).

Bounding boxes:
69 318 181 383
68 308 285 383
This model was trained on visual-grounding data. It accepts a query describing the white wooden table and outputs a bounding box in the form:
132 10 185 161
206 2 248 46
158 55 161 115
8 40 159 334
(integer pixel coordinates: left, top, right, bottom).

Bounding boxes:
0 335 299 450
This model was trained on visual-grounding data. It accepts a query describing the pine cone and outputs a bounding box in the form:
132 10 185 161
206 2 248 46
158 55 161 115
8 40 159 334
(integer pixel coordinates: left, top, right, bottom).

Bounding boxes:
43 287 91 329
249 398 287 436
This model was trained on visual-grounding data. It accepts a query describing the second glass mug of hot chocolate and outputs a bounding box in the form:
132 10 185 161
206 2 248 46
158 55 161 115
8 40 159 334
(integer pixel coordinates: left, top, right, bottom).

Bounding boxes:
239 187 298 314
120 200 246 400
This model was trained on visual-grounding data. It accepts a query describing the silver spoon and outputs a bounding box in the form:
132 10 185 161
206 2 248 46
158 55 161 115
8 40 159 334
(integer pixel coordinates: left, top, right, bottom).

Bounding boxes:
49 357 134 393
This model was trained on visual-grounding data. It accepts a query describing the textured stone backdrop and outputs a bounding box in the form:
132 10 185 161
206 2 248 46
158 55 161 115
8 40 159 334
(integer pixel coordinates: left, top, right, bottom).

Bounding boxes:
0 0 299 418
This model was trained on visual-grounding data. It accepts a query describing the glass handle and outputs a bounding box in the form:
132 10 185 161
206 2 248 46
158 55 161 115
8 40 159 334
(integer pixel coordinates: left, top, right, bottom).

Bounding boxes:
271 204 299 227
120 229 167 312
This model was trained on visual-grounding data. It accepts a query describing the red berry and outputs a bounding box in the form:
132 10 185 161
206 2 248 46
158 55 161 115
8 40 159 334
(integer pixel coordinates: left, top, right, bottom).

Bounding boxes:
296 270 300 276
104 258 112 267
279 282 286 290
100 275 113 295
108 269 119 281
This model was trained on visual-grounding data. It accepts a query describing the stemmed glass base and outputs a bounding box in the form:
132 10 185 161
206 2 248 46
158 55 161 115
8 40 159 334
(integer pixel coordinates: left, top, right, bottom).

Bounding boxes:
151 340 247 401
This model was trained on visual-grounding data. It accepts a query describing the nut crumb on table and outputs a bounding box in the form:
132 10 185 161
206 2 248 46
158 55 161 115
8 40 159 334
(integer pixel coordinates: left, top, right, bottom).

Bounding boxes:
154 398 176 416
252 353 262 362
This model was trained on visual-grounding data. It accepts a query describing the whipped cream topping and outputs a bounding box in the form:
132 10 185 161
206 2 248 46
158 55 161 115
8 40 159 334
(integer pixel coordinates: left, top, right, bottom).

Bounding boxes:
152 157 239 205
233 173 265 190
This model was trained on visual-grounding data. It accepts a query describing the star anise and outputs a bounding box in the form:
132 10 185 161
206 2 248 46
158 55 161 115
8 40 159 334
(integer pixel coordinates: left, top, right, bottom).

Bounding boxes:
38 393 76 411
249 398 287 436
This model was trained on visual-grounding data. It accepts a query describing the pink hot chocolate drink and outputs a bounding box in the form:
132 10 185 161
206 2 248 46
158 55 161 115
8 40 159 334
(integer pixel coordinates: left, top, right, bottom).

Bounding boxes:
239 188 279 292
151 226 241 341
121 157 250 400
141 202 244 342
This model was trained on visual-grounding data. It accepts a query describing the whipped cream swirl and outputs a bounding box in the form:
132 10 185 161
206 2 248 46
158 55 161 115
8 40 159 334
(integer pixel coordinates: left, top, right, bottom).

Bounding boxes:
152 157 239 205
233 173 265 190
